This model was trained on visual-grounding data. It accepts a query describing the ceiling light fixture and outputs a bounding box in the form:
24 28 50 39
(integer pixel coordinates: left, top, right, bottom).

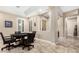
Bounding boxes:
16 6 20 8
39 9 42 12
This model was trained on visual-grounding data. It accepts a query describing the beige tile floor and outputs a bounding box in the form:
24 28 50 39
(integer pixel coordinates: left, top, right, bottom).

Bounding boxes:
0 37 79 53
56 36 79 52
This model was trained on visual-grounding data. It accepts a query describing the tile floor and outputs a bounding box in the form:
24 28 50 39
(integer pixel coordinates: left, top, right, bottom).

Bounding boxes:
0 37 79 53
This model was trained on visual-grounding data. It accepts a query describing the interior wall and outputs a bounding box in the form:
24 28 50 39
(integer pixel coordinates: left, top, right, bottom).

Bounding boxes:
29 16 64 41
29 15 50 40
36 16 50 40
57 17 63 37
24 18 29 33
77 16 79 36
0 12 29 36
29 7 63 42
0 12 17 36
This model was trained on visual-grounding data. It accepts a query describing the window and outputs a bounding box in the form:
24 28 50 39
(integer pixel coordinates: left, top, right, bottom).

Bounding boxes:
29 20 32 32
22 20 24 32
18 19 24 32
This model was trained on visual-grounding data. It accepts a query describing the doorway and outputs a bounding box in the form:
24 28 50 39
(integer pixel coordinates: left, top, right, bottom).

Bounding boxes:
65 16 77 37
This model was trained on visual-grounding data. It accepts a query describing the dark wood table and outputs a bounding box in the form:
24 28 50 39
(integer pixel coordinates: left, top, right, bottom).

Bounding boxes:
11 33 27 37
11 33 28 47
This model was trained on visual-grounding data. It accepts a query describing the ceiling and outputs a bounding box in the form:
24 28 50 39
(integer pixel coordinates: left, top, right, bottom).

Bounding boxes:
0 6 48 17
0 6 79 17
0 6 30 17
60 6 79 12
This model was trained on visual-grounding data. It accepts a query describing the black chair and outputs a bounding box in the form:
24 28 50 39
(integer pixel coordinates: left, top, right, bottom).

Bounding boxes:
32 31 36 34
0 32 16 51
22 32 36 50
32 31 36 41
14 31 21 41
15 31 21 34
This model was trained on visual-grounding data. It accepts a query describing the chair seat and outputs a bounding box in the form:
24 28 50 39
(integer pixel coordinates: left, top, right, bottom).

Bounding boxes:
0 32 16 51
4 38 16 44
23 39 28 44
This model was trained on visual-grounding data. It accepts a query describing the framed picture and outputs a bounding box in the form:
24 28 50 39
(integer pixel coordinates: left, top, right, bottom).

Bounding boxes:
5 21 12 28
29 20 32 31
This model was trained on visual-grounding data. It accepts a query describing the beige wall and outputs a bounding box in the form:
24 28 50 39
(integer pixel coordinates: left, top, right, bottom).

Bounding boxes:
0 12 17 36
24 18 29 33
0 12 29 36
29 7 63 42
57 17 63 37
77 16 79 36
29 15 50 40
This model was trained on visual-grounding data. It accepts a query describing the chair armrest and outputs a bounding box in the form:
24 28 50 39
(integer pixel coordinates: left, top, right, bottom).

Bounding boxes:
5 36 11 37
5 36 11 39
5 37 11 39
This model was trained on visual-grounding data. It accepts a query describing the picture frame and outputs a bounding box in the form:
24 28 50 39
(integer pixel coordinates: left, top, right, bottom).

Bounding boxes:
5 21 12 28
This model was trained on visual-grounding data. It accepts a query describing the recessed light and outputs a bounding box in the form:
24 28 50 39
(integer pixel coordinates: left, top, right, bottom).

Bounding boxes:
16 6 20 8
39 9 42 12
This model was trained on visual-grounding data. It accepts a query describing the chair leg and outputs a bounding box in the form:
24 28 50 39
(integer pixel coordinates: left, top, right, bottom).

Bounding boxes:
1 47 6 51
28 45 34 48
22 45 25 50
22 44 34 50
1 43 14 51
28 45 34 51
27 46 31 51
27 45 34 51
1 45 9 51
22 45 28 50
1 48 3 51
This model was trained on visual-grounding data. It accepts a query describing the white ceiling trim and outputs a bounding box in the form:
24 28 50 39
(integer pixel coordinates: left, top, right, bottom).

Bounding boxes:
0 6 78 17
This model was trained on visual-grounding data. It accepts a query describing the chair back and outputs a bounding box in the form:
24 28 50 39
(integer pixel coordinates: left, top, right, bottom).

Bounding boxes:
32 31 36 34
15 31 21 39
0 32 5 44
15 31 21 34
27 33 36 43
32 31 36 37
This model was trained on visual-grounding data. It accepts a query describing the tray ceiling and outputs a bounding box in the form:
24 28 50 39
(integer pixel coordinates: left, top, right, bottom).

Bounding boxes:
0 6 78 17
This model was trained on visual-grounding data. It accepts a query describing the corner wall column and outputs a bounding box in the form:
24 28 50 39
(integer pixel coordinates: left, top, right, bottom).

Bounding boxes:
48 6 58 43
